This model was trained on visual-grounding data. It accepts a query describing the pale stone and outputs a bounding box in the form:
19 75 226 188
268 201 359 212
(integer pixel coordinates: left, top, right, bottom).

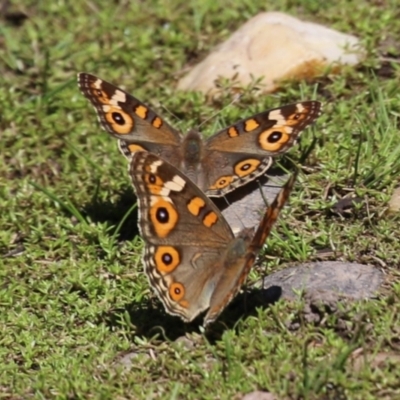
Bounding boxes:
388 186 400 213
261 262 383 301
216 172 287 235
242 392 278 400
177 12 364 96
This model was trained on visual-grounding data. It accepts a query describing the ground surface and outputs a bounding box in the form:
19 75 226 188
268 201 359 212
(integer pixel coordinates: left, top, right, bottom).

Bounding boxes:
1 1 400 399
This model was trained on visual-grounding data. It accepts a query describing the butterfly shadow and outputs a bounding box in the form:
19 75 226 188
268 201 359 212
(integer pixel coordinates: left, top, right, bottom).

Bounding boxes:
102 298 200 341
101 284 284 343
81 186 140 241
203 285 284 341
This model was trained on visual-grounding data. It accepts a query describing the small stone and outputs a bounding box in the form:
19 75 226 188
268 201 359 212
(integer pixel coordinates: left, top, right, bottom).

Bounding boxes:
388 186 400 213
114 350 151 370
242 391 278 400
175 335 196 350
350 350 400 372
178 12 363 97
261 261 383 301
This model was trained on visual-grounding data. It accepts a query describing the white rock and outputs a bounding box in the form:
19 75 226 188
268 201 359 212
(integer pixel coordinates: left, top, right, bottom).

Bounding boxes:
177 12 364 96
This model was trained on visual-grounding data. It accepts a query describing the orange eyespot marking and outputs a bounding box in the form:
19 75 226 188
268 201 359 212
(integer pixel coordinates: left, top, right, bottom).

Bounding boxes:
179 300 189 308
286 111 306 126
152 116 163 128
134 105 148 119
203 211 218 228
90 85 110 104
234 159 261 177
187 197 205 216
244 118 260 132
154 246 180 273
169 282 185 302
209 175 234 190
145 173 164 194
127 144 146 154
258 127 290 151
228 126 239 137
149 199 179 238
105 107 134 134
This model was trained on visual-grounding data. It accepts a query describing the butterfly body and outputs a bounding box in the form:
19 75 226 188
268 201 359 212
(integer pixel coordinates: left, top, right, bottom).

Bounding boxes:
78 73 320 197
129 151 297 326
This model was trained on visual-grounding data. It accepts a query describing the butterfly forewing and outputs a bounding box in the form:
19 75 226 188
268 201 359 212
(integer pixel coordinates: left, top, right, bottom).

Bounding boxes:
129 151 235 322
206 101 322 155
202 101 320 196
77 72 182 157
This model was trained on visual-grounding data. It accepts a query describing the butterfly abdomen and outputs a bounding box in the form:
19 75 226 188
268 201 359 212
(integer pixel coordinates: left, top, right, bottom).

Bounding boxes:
183 130 203 163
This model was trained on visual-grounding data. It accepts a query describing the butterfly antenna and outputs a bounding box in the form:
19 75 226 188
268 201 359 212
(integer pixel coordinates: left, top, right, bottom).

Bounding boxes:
159 102 182 124
299 135 318 165
197 93 243 130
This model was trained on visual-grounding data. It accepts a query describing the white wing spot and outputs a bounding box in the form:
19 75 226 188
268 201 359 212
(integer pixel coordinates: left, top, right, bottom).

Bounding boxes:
111 89 127 105
149 160 163 174
150 195 172 205
269 109 285 123
165 175 185 192
159 187 171 197
93 79 102 89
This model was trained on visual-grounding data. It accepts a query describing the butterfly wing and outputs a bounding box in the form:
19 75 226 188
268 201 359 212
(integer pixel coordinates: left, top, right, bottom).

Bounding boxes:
203 170 298 326
78 73 182 160
129 151 235 322
202 101 321 196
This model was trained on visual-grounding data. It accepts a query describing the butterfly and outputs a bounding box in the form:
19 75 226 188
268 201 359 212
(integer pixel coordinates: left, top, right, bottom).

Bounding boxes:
129 151 297 326
78 72 319 197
